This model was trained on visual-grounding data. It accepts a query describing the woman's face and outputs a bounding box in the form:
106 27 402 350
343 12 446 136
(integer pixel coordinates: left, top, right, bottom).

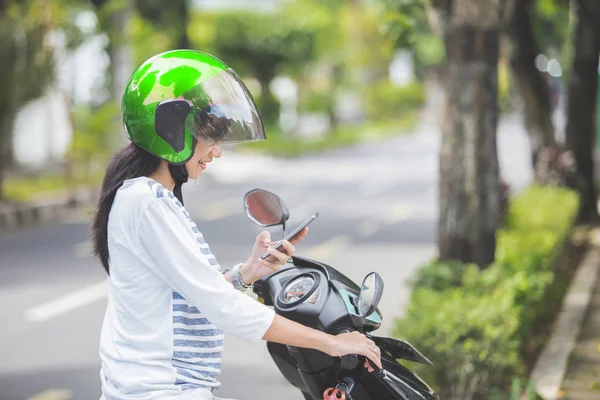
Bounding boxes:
185 139 222 179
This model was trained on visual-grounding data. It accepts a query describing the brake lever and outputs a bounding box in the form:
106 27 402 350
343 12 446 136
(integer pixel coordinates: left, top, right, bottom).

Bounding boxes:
364 359 387 379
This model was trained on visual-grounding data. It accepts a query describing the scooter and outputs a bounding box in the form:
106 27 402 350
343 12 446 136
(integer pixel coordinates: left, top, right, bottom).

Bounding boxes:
243 189 439 400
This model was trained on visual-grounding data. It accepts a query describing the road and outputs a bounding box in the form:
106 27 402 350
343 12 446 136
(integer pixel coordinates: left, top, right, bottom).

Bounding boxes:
0 114 532 400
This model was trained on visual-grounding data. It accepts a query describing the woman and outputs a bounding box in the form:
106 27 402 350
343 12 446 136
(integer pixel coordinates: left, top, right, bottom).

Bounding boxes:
92 49 381 400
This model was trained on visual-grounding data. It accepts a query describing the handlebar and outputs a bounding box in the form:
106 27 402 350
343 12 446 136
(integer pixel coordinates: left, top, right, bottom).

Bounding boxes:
341 354 359 370
335 327 360 370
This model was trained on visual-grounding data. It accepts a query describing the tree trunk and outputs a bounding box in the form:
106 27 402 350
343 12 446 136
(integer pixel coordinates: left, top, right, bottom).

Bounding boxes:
0 114 15 200
424 0 453 42
565 0 600 223
176 0 190 49
438 0 512 268
106 1 132 103
102 0 132 149
0 10 17 200
509 0 556 168
255 66 280 125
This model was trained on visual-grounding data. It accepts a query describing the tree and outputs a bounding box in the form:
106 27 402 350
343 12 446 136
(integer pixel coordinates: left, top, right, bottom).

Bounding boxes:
0 0 55 200
564 0 600 223
377 0 428 50
134 0 190 49
508 0 557 167
437 0 515 268
90 0 133 103
210 11 316 124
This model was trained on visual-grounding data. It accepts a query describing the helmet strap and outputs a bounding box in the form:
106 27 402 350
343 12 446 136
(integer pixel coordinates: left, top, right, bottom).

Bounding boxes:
168 163 189 205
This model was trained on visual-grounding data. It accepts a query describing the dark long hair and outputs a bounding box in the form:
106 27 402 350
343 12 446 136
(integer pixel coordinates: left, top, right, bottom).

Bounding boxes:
91 143 160 274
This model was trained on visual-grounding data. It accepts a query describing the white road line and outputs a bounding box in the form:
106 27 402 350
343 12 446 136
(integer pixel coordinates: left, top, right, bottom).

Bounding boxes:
24 280 107 323
387 204 413 225
27 389 72 400
356 221 380 238
305 235 351 261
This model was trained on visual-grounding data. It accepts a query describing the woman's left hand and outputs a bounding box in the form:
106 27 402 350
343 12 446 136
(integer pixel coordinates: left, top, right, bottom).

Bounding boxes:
242 228 309 284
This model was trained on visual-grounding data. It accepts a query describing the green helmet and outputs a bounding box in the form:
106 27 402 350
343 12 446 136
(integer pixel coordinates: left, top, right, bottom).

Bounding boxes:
122 50 266 164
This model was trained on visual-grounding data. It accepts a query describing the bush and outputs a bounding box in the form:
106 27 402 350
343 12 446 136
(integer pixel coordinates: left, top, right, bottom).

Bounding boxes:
396 286 522 400
297 90 336 114
396 185 579 400
410 259 471 292
364 80 425 121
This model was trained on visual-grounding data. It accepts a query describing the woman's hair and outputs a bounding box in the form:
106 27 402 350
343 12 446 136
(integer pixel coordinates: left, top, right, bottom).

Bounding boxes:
91 143 160 274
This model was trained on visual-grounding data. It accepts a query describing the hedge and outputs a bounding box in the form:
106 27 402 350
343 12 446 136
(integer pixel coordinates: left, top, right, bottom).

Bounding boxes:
394 185 579 400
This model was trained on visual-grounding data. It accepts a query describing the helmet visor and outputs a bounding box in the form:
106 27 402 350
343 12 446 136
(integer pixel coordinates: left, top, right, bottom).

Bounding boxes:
182 69 266 145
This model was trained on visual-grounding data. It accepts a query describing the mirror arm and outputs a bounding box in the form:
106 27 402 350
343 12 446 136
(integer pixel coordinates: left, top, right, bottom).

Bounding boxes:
282 220 286 241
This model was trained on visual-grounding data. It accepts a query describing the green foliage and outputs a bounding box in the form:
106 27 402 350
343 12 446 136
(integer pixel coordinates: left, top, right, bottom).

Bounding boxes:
410 259 470 292
0 0 61 198
133 0 190 48
510 378 540 400
340 4 396 85
503 185 578 233
69 101 120 167
376 0 428 49
0 1 56 112
4 168 105 202
397 286 522 400
297 91 336 114
211 11 316 77
396 185 579 399
280 0 344 67
240 111 419 158
413 33 445 68
129 12 173 71
532 0 571 58
205 10 317 123
364 80 425 120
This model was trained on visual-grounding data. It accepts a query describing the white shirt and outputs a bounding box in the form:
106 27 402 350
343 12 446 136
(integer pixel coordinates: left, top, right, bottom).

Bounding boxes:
99 177 275 400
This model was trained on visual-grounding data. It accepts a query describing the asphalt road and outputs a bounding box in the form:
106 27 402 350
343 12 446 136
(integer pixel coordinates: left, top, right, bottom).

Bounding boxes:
0 115 532 400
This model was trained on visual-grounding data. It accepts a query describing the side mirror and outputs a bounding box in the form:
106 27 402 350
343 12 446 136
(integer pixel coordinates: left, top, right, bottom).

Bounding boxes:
357 272 384 317
244 189 290 227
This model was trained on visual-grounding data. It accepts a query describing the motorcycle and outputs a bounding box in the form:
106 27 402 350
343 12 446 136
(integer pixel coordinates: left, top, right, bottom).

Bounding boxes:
243 189 439 400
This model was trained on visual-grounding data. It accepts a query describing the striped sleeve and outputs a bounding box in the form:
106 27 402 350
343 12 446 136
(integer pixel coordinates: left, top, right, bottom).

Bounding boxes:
138 197 275 343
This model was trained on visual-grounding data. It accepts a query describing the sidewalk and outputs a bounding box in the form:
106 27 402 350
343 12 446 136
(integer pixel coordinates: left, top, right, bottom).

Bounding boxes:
0 186 98 232
561 261 600 400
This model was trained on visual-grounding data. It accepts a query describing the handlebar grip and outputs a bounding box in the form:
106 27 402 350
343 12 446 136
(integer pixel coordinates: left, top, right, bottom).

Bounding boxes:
334 327 360 369
341 354 359 370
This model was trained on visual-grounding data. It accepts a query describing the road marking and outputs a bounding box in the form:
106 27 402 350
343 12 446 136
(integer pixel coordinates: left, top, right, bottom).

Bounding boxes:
27 389 72 400
24 280 107 323
73 241 92 258
305 235 351 261
387 204 413 225
200 199 239 221
356 221 380 238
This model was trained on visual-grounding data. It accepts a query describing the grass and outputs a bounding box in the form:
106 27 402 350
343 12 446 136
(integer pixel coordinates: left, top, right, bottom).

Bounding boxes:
238 111 419 158
4 169 105 203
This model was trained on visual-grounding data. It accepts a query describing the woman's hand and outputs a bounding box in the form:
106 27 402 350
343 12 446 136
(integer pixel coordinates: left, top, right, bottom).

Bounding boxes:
241 228 309 284
325 331 382 369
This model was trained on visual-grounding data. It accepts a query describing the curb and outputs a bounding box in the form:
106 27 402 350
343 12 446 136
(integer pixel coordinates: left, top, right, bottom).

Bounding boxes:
0 188 99 233
530 228 600 400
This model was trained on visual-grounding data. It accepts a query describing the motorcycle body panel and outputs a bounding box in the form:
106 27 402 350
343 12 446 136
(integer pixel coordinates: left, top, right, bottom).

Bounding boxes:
253 256 438 400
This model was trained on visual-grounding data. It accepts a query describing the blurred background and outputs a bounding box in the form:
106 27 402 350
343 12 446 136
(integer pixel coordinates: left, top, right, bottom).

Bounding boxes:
0 0 599 399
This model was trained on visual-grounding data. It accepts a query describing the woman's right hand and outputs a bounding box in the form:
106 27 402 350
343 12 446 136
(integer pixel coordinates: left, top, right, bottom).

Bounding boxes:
325 331 382 369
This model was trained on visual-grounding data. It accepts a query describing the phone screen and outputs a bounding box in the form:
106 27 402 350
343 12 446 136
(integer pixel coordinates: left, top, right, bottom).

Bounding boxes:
260 212 319 260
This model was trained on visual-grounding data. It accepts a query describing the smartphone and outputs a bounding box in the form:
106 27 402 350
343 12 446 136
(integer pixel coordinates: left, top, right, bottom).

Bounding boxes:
261 212 320 260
